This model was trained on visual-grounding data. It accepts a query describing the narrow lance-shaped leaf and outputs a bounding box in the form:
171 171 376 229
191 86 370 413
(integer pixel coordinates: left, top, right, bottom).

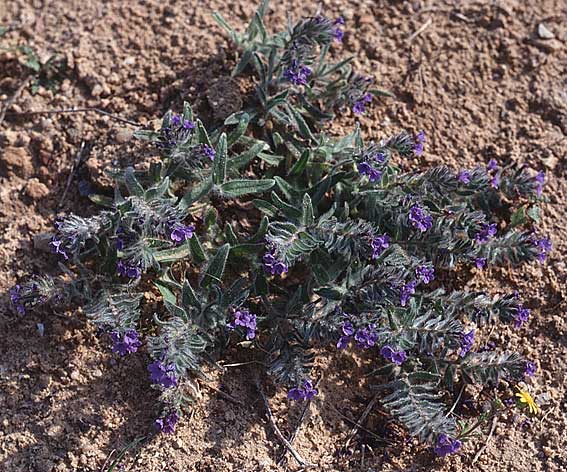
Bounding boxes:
219 179 275 198
201 243 230 288
213 133 228 185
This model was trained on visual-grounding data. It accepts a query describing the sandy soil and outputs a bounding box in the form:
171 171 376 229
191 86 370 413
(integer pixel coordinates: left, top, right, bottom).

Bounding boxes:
1 0 566 471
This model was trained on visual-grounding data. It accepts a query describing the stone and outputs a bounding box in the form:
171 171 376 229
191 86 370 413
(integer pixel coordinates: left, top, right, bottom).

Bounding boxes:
1 146 34 177
25 178 50 199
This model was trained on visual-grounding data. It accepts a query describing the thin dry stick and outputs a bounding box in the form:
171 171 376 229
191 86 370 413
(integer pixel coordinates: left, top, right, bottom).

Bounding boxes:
471 414 498 465
6 107 141 126
256 381 314 468
276 376 322 466
201 381 245 406
0 75 31 126
59 140 91 207
331 404 392 445
407 17 433 42
344 392 380 449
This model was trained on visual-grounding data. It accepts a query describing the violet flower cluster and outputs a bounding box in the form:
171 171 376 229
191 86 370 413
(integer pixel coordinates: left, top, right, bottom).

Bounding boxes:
148 360 178 389
227 308 257 340
287 379 318 401
111 329 142 356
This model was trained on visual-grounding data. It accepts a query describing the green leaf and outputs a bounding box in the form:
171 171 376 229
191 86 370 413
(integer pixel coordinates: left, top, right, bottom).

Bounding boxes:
196 119 213 148
232 49 254 77
182 102 194 122
257 151 285 166
201 243 230 288
227 112 250 147
123 167 144 196
182 280 200 309
253 199 279 217
145 176 170 200
286 104 316 142
249 215 269 243
218 179 275 198
228 141 268 171
88 194 114 208
154 242 192 263
526 205 540 223
271 191 302 219
230 243 264 257
154 280 178 305
189 235 207 263
224 223 238 245
212 12 239 43
212 133 228 184
510 207 527 227
301 193 314 226
179 178 213 209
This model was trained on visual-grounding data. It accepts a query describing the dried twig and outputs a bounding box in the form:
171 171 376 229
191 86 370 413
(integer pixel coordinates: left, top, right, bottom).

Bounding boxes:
6 107 141 126
256 381 314 468
201 381 245 406
0 76 31 126
344 392 380 449
407 17 433 42
277 376 321 466
58 140 92 207
471 415 498 465
331 404 392 446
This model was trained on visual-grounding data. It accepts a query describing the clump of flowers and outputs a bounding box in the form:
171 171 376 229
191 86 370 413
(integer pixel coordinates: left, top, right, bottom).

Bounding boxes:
10 1 551 460
227 308 257 340
111 329 142 356
287 379 318 401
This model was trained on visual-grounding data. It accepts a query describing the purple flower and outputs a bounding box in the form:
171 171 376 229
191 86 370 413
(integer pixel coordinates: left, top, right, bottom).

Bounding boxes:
458 170 471 184
183 119 195 130
416 265 435 284
408 205 433 232
487 159 498 171
514 304 530 328
148 360 178 388
170 224 195 244
490 173 500 189
336 335 350 349
283 60 312 86
357 159 382 181
400 280 417 306
352 93 372 115
475 223 497 243
116 260 142 279
170 114 181 127
459 330 475 357
202 144 216 161
524 361 536 378
535 170 545 197
262 248 289 276
371 234 390 259
111 329 142 356
227 308 257 340
381 345 407 365
474 257 487 269
434 434 462 457
287 379 318 402
354 326 378 349
155 411 180 434
50 238 69 260
9 284 26 315
413 131 426 156
533 237 551 263
342 321 354 336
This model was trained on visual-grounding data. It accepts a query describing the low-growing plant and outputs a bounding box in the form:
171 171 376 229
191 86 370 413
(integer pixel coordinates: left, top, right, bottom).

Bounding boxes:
11 1 550 458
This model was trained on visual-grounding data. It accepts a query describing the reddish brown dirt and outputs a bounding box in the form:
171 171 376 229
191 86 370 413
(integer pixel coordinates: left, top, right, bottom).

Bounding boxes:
1 1 566 471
